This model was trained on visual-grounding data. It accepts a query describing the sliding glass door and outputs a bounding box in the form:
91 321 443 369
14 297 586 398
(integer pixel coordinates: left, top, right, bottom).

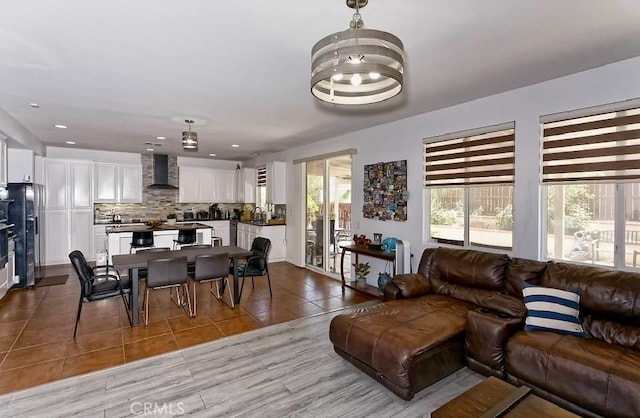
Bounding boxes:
305 155 352 275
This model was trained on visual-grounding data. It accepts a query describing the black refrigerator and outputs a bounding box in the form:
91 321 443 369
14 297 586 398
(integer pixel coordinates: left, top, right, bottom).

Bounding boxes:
7 183 44 288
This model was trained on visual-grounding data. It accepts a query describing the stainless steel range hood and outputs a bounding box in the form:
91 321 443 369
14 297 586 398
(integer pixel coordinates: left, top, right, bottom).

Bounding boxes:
147 154 178 189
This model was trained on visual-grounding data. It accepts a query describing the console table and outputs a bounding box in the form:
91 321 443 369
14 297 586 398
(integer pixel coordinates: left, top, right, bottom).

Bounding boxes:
340 244 395 298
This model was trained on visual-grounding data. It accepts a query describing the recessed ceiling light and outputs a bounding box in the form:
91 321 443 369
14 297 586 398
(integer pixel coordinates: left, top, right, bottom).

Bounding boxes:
54 124 68 129
231 144 240 148
29 103 39 108
209 153 217 157
146 148 155 152
65 141 76 145
156 136 166 140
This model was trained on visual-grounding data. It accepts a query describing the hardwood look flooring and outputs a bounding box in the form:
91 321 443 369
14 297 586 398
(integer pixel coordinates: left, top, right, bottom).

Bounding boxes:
0 262 376 395
0 301 484 417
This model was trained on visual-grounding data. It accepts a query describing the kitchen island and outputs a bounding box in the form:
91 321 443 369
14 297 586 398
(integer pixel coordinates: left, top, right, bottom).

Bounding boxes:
237 221 286 262
106 222 213 260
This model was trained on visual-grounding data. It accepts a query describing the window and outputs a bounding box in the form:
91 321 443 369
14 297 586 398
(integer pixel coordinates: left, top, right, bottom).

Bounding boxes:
256 165 266 208
542 102 640 269
425 123 515 250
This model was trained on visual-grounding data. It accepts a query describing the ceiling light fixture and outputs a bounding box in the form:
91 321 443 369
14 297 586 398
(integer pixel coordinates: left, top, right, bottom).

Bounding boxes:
156 136 166 140
209 153 217 157
146 148 155 152
65 141 76 145
311 0 404 105
54 124 68 129
181 120 198 151
29 103 39 108
231 144 240 148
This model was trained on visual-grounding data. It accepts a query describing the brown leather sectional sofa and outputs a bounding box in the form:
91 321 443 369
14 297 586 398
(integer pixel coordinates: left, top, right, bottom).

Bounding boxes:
329 247 640 418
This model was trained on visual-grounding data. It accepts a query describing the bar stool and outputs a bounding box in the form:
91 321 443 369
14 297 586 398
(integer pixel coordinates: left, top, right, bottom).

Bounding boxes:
130 231 154 253
189 253 233 316
143 256 191 326
173 229 196 250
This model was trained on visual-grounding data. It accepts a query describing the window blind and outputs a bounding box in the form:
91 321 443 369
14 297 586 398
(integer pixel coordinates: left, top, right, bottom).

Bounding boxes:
256 166 267 186
424 125 515 187
542 107 640 183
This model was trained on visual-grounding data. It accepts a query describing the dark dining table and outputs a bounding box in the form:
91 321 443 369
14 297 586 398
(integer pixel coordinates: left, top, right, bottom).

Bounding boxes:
112 245 252 325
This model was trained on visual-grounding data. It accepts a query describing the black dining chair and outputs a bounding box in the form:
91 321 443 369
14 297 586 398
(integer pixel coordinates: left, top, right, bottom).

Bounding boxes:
130 231 154 253
69 250 132 338
173 229 196 250
189 253 233 316
233 237 272 301
135 247 171 279
143 256 190 326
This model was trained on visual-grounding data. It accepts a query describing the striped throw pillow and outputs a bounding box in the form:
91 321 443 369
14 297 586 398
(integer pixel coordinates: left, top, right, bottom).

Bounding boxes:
522 285 586 337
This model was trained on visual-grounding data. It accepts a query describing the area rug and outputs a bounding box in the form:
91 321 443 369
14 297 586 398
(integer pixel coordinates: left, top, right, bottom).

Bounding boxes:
0 302 482 417
34 274 69 287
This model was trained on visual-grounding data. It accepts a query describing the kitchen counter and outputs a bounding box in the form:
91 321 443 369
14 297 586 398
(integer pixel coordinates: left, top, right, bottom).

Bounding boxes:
105 222 212 234
239 220 286 226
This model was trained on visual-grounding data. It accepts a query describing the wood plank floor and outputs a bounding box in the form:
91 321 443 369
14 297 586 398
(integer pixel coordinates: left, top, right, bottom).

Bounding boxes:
0 262 376 394
0 302 484 417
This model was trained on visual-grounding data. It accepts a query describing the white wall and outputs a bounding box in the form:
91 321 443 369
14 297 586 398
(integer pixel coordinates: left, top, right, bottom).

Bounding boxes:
252 56 640 270
7 148 34 183
0 107 45 154
46 147 141 164
177 156 240 170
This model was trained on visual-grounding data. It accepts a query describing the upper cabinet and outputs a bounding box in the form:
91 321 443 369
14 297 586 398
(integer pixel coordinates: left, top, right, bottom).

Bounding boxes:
266 161 286 204
94 163 142 203
119 164 143 202
215 170 236 203
0 139 7 188
236 167 256 204
45 159 93 210
178 167 236 203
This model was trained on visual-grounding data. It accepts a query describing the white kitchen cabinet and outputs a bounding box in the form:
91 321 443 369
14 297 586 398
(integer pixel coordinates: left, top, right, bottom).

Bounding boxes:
215 170 236 203
266 161 286 204
178 167 201 203
70 210 93 257
179 167 237 204
94 163 118 202
94 163 142 203
43 158 95 264
71 161 93 209
44 159 69 210
45 210 69 264
0 138 8 188
236 168 256 204
119 164 142 202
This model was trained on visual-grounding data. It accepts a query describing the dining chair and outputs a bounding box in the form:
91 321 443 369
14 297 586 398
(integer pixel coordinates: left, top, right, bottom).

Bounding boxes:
143 256 190 326
173 229 196 250
130 231 155 253
234 237 272 301
189 253 233 316
135 247 171 279
69 250 132 338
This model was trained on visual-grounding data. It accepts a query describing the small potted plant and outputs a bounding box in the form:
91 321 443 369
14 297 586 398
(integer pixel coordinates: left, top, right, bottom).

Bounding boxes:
353 262 370 288
166 213 177 225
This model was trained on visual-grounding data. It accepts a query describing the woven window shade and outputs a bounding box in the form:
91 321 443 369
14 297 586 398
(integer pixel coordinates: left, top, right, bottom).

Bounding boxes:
542 107 640 183
256 166 267 186
424 126 515 187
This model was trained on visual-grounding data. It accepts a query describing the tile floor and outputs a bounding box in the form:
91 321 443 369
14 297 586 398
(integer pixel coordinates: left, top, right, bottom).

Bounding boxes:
0 262 376 395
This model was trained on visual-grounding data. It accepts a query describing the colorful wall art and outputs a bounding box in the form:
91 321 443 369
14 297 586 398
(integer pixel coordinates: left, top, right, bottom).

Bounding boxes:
363 159 407 221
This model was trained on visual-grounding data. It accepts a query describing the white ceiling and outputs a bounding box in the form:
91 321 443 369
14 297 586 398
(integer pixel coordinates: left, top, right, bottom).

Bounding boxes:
2 1 640 160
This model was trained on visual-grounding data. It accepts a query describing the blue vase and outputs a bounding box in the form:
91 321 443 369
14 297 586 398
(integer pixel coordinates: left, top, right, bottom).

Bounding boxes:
378 272 392 292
